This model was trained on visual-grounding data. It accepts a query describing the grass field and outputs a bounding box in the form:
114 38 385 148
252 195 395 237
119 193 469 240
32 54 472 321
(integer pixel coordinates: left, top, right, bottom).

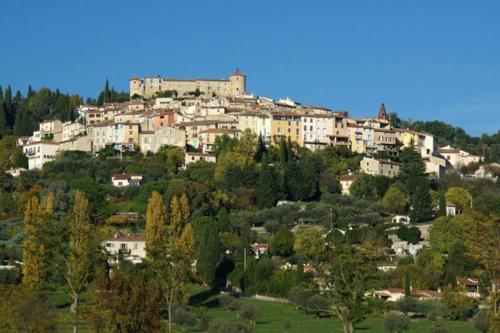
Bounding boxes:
50 287 477 333
186 291 477 333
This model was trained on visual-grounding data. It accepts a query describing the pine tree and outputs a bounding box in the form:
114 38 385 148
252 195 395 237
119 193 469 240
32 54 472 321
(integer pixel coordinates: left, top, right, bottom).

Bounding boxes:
67 191 95 333
145 191 167 260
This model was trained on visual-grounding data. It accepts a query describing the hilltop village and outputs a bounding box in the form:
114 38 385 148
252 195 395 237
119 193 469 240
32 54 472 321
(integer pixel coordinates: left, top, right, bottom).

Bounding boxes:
0 71 498 333
15 70 487 185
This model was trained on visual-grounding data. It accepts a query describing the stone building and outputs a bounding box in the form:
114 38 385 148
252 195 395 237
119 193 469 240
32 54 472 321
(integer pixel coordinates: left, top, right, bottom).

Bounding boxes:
130 70 246 99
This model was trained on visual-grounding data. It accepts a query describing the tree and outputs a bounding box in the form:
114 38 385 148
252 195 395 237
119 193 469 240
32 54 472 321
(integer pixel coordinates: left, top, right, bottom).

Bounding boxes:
397 226 421 244
66 191 95 333
472 310 489 333
438 192 447 217
409 182 433 223
399 147 427 197
464 213 500 331
87 264 162 332
255 153 281 207
293 228 325 262
395 297 417 316
194 217 222 287
324 244 375 333
22 194 55 292
0 104 7 137
270 229 295 257
166 146 185 174
0 286 57 332
384 312 410 333
404 270 411 297
145 191 167 260
445 187 471 211
383 185 406 214
238 304 261 325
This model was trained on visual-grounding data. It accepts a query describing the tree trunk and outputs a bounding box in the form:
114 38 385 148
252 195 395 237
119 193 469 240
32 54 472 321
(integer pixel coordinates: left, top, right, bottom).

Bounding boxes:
342 320 353 333
72 294 79 333
168 304 172 333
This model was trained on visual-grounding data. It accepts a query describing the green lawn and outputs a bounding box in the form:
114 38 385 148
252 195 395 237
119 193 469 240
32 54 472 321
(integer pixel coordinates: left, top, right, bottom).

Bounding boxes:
187 291 477 333
50 287 477 333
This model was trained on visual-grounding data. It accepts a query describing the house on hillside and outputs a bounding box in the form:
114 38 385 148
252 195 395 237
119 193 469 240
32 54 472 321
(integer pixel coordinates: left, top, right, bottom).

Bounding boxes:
103 232 146 264
339 174 359 196
457 277 480 299
372 288 442 302
111 174 143 187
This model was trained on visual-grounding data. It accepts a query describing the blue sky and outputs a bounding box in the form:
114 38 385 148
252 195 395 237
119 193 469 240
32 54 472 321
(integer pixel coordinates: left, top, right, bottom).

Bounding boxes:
1 0 499 135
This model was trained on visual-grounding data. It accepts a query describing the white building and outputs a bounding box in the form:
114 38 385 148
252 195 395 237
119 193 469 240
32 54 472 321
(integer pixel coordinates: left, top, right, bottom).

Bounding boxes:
5 167 27 177
111 174 143 187
103 233 146 264
23 142 60 169
339 174 359 196
62 121 86 141
237 112 272 143
184 152 216 167
438 145 481 169
301 114 334 151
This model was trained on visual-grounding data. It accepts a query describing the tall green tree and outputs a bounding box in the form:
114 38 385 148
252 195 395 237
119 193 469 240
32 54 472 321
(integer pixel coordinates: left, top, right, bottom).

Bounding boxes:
409 182 433 222
0 103 7 137
66 191 95 333
194 216 222 287
324 244 375 333
255 153 280 207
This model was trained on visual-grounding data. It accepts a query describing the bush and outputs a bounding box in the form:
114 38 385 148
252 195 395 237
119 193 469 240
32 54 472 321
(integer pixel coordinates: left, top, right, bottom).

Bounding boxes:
472 310 489 333
395 297 417 315
172 306 197 328
384 312 410 333
208 320 250 333
441 289 477 320
219 295 236 311
238 304 261 325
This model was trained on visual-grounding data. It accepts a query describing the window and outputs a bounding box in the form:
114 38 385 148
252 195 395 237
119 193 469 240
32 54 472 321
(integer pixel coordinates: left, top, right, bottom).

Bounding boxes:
120 243 128 250
106 243 111 247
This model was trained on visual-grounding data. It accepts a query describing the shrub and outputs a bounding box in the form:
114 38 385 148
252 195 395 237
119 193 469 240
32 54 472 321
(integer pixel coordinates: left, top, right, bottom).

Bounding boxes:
219 295 235 311
472 310 489 333
238 304 261 325
441 289 477 320
395 297 417 315
208 320 251 333
384 312 410 333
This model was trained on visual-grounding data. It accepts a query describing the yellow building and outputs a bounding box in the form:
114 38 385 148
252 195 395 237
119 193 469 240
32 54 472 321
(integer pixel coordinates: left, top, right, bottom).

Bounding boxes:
270 112 303 146
130 70 246 99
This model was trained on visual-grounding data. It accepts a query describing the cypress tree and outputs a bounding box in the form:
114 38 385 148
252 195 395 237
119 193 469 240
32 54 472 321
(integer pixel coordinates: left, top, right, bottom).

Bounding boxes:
104 79 110 104
438 192 447 217
0 85 3 103
286 137 293 161
14 90 22 102
404 270 411 297
255 134 267 162
0 104 7 137
256 153 280 207
279 138 287 164
27 85 34 98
